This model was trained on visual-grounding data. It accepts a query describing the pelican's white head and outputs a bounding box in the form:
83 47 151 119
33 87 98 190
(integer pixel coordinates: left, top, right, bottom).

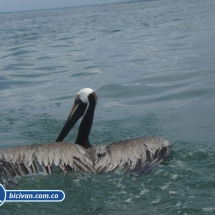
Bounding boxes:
77 88 94 104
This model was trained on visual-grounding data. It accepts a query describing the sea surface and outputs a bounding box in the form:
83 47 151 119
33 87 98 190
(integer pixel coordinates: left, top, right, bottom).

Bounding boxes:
0 0 215 214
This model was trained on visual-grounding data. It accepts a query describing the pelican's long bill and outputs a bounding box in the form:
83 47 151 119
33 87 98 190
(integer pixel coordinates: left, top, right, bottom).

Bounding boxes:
56 96 87 142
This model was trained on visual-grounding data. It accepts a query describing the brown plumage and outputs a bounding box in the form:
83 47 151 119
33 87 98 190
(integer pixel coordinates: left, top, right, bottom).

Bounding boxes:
0 142 94 175
87 137 170 175
0 88 171 188
0 142 95 188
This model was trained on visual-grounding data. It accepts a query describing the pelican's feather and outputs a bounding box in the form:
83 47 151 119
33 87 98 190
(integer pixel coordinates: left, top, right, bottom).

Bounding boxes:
0 142 95 178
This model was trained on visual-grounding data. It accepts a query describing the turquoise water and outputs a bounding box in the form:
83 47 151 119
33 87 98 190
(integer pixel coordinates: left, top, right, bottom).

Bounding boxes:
0 0 215 214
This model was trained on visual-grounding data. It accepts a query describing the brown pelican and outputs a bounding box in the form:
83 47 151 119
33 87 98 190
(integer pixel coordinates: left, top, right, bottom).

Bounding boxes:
0 88 171 187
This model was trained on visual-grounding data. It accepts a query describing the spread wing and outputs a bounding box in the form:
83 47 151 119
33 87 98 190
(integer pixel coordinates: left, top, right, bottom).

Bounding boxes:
88 137 171 175
0 142 95 187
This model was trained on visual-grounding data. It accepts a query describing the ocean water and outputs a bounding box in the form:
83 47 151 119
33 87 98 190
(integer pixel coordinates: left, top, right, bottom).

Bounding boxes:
0 0 215 214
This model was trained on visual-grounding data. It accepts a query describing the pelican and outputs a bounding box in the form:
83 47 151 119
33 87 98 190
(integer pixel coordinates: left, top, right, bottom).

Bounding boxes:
0 88 171 187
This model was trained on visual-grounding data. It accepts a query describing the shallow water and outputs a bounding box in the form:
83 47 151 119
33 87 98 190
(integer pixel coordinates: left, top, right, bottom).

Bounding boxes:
0 0 215 214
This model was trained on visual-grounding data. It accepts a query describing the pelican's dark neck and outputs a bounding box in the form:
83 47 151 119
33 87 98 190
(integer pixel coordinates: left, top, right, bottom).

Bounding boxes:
75 93 96 149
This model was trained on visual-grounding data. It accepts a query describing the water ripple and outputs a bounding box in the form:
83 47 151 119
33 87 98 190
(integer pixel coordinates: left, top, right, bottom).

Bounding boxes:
0 1 215 214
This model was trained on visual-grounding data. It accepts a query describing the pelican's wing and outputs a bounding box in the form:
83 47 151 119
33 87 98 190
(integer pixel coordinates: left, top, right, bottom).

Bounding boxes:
0 142 95 182
90 137 171 175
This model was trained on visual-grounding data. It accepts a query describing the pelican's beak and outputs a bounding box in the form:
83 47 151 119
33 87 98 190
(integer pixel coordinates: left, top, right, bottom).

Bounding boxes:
56 98 87 142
